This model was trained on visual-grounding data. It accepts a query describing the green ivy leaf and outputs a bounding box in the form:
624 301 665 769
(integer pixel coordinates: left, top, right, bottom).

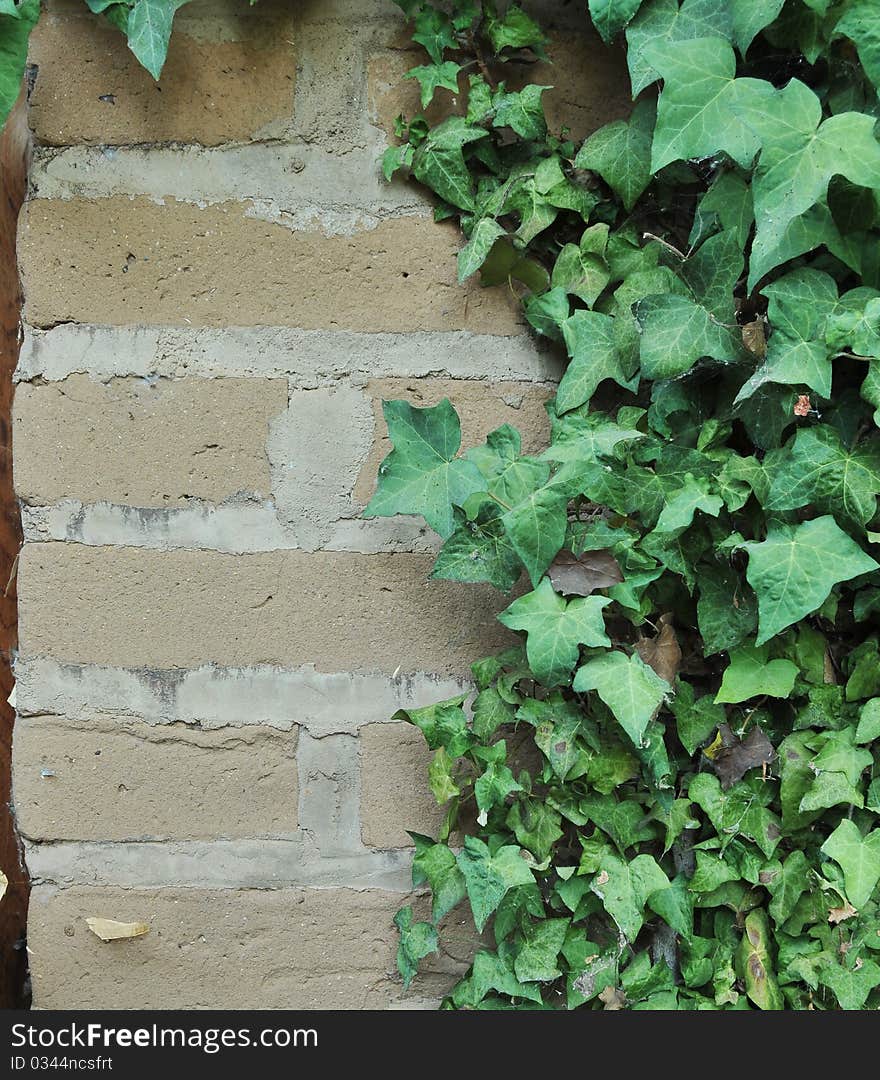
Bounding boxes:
835 0 880 93
672 679 726 755
821 819 880 909
125 0 188 81
0 0 40 130
646 36 773 170
575 99 655 211
485 4 547 53
493 85 550 140
456 836 536 932
412 6 457 63
588 0 644 42
498 577 611 687
636 294 741 380
573 650 669 747
764 424 880 528
715 642 798 704
364 399 485 538
736 269 838 401
394 905 439 990
412 837 467 922
743 516 879 644
513 918 570 982
742 79 880 289
592 852 669 942
458 217 506 282
557 310 639 414
406 60 462 109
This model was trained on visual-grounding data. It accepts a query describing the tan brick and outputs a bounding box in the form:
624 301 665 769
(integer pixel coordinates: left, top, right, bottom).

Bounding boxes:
29 0 296 147
14 375 287 506
13 717 298 842
18 545 516 674
360 722 442 848
354 377 554 505
368 30 632 142
19 199 525 334
27 884 478 1009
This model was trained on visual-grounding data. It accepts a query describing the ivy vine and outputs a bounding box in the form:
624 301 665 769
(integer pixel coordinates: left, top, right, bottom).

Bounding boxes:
371 0 880 1010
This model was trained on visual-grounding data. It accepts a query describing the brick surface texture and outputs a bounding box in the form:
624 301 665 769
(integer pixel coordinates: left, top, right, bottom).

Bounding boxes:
13 0 630 1009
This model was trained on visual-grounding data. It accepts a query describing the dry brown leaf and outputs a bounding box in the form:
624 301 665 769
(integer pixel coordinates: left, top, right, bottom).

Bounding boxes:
548 548 623 596
742 319 767 358
598 985 627 1010
794 394 812 417
828 902 858 925
635 613 681 686
86 917 150 942
706 723 776 790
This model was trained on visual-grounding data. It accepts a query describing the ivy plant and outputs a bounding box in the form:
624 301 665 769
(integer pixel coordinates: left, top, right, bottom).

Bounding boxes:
374 0 880 1010
0 0 261 126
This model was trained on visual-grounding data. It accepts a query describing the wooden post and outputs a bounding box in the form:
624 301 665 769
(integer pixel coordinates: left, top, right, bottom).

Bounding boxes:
0 90 29 1009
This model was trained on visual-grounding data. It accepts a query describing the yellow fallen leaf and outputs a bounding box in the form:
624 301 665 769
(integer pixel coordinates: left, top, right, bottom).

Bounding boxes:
0 869 7 903
86 917 149 941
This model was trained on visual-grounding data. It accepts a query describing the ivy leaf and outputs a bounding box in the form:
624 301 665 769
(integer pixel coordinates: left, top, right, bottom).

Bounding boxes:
835 0 880 93
856 698 880 744
626 0 731 97
412 6 457 63
647 875 694 941
742 516 879 644
493 85 550 140
821 819 880 909
432 502 523 592
741 79 880 289
688 774 781 857
364 399 485 539
501 478 570 587
557 310 639 413
125 0 188 81
456 836 536 932
636 294 741 380
680 228 744 321
592 853 669 942
411 838 467 922
498 577 611 687
474 753 523 820
730 0 787 54
672 679 725 756
406 61 462 109
737 909 784 1010
429 746 460 804
573 650 669 747
652 473 723 534
818 957 880 1011
575 98 656 211
766 850 809 925
513 918 570 982
735 269 838 402
485 3 546 53
696 564 758 655
394 906 439 990
411 118 488 211
393 694 472 757
458 218 506 283
588 0 644 42
507 799 564 861
646 36 773 170
765 424 880 528
715 643 798 704
0 0 39 130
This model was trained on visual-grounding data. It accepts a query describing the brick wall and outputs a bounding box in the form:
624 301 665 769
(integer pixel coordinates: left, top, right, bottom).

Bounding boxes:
12 0 628 1008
